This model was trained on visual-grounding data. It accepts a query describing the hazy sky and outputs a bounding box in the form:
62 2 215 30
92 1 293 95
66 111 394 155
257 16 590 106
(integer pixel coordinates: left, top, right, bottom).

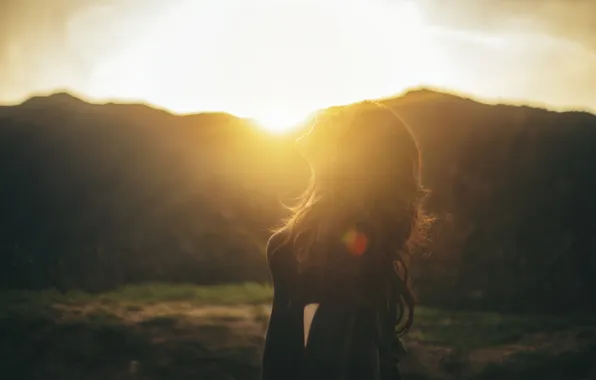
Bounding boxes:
1 0 595 128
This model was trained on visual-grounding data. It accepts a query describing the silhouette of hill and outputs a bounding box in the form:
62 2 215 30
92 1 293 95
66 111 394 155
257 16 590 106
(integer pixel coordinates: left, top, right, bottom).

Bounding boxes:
1 89 595 313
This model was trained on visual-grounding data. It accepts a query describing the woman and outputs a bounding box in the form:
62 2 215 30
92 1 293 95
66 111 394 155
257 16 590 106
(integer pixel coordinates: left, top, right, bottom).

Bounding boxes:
262 101 428 380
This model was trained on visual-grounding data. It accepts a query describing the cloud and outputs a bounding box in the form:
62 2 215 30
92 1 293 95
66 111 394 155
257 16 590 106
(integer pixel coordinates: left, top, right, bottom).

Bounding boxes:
431 28 596 107
405 0 596 110
0 0 164 100
417 0 596 48
0 0 92 98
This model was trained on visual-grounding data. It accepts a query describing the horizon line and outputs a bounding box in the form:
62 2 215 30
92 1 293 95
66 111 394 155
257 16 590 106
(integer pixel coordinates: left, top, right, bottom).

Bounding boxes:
2 85 595 119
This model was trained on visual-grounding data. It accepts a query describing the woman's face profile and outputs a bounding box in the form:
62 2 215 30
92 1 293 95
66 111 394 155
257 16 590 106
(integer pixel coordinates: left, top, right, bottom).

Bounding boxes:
294 124 314 157
294 123 328 170
294 110 350 169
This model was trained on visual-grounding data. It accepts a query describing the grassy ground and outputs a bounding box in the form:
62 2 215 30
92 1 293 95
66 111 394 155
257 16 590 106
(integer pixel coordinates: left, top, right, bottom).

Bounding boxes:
1 284 595 380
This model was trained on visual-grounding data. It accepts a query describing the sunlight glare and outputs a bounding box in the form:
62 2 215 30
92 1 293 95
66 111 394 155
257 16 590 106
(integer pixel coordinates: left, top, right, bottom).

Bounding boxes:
78 0 439 120
2 0 595 118
255 106 307 134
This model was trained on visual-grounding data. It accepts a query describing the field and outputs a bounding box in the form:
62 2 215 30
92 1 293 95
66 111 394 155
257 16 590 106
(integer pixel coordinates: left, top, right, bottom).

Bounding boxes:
1 284 595 380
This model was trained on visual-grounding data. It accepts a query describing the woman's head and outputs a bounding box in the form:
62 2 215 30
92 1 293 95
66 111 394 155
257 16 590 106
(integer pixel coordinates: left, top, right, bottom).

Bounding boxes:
296 102 420 185
286 101 426 257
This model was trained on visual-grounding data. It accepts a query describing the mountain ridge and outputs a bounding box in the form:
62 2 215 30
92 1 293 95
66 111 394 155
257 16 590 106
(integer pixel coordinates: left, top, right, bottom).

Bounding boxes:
5 87 593 125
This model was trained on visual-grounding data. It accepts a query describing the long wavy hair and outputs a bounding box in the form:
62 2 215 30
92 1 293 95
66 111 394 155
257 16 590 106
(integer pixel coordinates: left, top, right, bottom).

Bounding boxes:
274 100 429 336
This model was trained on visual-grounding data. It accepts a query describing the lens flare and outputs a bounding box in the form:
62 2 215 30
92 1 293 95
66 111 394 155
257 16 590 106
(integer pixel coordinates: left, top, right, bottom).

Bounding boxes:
342 227 368 257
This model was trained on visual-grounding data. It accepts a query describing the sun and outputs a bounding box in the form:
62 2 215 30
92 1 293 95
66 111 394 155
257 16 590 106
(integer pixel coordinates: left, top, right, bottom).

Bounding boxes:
256 107 307 134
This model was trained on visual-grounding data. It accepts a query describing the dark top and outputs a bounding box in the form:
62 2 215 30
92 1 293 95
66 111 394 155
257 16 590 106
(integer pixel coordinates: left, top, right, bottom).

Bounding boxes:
261 230 402 380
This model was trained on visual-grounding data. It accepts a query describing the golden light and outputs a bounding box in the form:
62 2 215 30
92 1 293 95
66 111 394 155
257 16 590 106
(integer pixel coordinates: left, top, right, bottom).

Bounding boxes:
70 0 436 124
255 106 308 134
1 0 595 118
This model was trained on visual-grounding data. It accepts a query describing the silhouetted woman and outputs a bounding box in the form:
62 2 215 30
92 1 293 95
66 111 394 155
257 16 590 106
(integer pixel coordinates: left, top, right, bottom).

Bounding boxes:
262 101 427 380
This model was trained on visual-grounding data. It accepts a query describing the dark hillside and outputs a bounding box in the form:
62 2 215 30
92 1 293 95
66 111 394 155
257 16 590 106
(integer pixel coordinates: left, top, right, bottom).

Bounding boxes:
1 89 595 312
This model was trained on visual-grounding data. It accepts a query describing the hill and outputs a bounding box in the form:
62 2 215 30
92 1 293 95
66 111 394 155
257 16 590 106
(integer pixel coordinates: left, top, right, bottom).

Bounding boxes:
1 89 595 312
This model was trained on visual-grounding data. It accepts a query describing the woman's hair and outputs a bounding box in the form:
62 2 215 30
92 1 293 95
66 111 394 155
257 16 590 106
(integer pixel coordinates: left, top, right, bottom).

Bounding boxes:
274 100 430 335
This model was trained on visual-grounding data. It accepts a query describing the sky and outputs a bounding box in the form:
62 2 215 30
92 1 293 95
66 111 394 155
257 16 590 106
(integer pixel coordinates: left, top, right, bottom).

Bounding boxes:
1 0 595 129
